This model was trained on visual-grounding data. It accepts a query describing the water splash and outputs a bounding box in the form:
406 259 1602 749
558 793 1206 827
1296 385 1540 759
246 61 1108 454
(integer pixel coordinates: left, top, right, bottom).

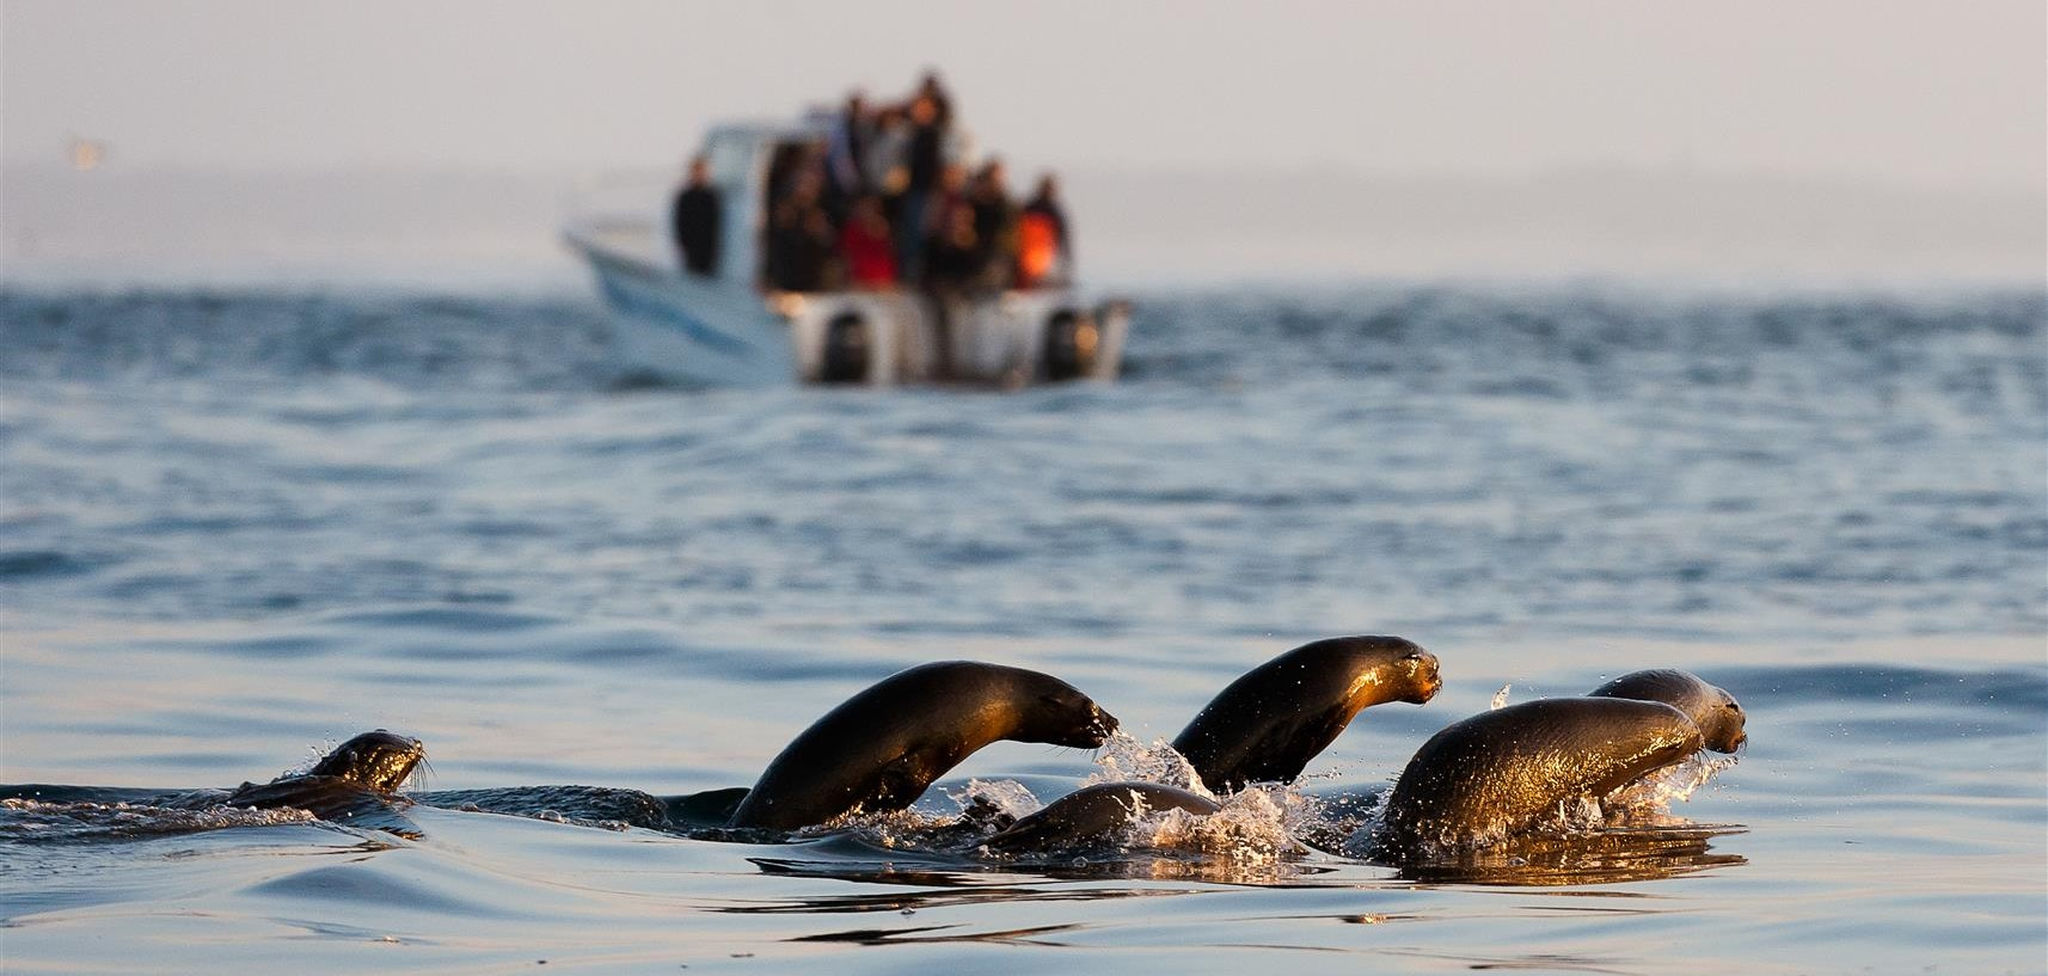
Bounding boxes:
1603 753 1742 826
1135 788 1296 862
0 798 317 841
1084 731 1213 797
947 778 1043 821
1490 684 1513 709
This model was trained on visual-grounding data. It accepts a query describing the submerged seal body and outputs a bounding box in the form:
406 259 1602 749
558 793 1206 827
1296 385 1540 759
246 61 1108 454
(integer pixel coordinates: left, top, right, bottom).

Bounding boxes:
1171 636 1440 794
983 781 1222 852
727 661 1118 830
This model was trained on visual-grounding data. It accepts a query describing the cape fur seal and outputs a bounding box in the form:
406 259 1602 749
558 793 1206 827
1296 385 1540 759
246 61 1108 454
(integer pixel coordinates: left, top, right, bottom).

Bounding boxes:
193 729 426 835
1171 636 1441 794
1377 669 1745 853
726 660 1118 830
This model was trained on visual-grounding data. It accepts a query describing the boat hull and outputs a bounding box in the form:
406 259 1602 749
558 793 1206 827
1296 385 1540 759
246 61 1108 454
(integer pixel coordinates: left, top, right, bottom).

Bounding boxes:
576 237 796 387
567 227 1127 389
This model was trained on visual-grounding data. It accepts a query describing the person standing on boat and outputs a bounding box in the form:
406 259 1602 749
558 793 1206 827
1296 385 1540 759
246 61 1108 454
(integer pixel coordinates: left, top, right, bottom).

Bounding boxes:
1015 173 1070 288
968 159 1019 290
670 156 721 277
895 93 946 285
767 166 839 291
839 194 897 289
824 91 872 219
917 162 981 378
915 70 954 132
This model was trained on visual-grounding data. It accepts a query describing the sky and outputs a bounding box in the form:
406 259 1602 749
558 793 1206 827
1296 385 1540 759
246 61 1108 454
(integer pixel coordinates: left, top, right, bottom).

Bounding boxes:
4 0 2043 189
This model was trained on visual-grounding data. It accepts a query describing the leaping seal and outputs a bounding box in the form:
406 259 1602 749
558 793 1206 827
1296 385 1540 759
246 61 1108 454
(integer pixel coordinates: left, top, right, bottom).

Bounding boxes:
1377 669 1745 853
1171 636 1441 794
726 660 1118 830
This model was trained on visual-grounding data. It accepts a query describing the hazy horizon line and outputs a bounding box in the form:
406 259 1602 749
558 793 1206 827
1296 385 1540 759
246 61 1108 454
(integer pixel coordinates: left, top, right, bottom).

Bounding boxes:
5 157 2042 198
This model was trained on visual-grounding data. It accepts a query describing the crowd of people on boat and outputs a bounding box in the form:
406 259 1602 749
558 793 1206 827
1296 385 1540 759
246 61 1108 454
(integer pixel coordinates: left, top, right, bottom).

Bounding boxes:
671 72 1072 295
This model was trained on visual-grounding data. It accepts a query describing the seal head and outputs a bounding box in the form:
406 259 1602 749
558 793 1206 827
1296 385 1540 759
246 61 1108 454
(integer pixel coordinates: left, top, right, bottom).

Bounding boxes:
1587 668 1746 753
1171 636 1440 794
304 730 428 792
727 661 1118 831
222 729 427 836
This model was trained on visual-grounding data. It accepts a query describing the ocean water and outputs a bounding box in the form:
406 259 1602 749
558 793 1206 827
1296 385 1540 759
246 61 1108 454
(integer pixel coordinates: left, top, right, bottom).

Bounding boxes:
1 283 2043 974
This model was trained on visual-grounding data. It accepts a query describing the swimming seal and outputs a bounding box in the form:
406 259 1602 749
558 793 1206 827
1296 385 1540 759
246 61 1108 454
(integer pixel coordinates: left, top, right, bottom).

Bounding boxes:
727 661 1118 830
1589 668 1747 753
1377 670 1747 853
983 782 1222 852
199 730 426 835
1171 636 1441 794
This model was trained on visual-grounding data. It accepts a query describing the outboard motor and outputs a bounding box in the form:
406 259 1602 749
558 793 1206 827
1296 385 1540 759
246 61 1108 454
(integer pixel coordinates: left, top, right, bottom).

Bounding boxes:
1041 308 1099 382
819 311 870 384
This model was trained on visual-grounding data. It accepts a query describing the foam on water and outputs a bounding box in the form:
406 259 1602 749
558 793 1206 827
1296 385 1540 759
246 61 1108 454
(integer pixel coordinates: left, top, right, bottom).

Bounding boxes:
0 797 319 840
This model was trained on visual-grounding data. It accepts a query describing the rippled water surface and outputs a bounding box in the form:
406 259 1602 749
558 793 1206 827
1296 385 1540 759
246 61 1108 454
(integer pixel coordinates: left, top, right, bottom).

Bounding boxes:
2 285 2044 973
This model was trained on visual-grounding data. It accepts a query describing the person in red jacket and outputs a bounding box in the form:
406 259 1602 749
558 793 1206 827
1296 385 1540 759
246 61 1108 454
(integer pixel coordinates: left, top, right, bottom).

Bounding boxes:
838 194 897 289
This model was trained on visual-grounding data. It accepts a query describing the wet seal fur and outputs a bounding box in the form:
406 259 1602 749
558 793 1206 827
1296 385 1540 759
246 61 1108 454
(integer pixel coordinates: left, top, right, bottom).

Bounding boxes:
1377 669 1745 854
1172 636 1441 794
727 661 1118 830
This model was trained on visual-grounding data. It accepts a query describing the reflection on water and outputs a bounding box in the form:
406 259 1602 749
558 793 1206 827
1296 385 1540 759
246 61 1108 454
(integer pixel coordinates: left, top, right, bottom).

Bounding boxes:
789 921 1081 947
1391 826 1748 887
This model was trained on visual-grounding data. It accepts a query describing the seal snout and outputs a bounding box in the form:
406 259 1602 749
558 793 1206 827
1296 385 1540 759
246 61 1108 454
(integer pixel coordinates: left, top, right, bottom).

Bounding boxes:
1077 704 1120 747
1404 650 1444 705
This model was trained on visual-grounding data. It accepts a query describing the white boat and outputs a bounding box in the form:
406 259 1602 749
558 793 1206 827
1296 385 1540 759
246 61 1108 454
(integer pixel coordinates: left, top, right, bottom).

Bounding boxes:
562 118 1128 388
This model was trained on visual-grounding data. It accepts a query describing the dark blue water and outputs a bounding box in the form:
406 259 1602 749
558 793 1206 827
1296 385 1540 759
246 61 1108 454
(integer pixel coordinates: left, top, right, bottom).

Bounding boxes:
3 284 2044 973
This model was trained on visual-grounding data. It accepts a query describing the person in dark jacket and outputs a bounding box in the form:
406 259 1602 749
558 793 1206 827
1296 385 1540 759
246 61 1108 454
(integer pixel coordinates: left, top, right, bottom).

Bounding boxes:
766 167 838 292
670 156 721 277
967 159 1019 290
895 93 947 284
